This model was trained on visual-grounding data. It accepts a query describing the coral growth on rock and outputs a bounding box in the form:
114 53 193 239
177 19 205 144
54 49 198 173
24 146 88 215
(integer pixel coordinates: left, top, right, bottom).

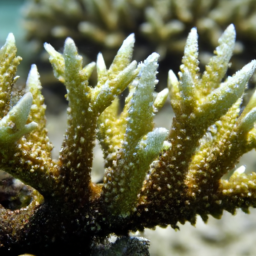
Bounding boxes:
1 24 256 255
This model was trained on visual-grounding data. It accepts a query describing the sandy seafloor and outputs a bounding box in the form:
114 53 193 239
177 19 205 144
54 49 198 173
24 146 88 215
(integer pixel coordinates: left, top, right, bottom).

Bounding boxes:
2 0 256 255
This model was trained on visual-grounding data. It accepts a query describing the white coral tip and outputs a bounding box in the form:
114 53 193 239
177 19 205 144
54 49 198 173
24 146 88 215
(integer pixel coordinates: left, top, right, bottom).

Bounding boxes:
123 33 135 47
44 42 56 55
6 33 15 44
117 33 135 55
26 64 41 91
97 53 106 72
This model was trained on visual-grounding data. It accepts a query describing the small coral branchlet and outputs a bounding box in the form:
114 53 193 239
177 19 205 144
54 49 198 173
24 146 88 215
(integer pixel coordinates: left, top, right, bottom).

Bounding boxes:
1 24 256 254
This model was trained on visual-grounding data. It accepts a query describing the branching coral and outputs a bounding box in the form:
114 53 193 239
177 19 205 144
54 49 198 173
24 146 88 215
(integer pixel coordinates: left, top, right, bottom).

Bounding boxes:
22 0 256 62
1 24 256 255
21 0 211 70
21 0 256 97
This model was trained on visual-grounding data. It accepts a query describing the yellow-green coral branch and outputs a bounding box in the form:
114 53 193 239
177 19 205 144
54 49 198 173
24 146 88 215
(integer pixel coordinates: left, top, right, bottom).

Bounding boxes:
102 52 168 216
201 24 235 95
0 64 59 196
0 33 22 117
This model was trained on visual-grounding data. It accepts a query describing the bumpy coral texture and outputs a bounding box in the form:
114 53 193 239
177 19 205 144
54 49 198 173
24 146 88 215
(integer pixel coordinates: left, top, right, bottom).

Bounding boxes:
0 25 256 254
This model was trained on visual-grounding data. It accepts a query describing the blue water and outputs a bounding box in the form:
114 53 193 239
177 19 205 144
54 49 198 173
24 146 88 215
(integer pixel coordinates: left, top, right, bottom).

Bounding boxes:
0 0 25 44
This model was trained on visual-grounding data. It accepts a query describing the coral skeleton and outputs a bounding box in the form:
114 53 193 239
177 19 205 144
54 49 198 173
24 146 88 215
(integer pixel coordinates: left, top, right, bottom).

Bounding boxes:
1 24 256 255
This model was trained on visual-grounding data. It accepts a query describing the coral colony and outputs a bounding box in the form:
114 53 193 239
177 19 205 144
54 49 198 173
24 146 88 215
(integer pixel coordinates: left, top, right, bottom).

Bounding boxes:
23 0 256 62
1 24 256 254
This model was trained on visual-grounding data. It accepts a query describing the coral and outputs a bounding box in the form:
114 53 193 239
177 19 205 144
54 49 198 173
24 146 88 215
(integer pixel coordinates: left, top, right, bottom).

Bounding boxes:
21 0 256 97
209 0 256 42
1 24 256 255
22 0 256 62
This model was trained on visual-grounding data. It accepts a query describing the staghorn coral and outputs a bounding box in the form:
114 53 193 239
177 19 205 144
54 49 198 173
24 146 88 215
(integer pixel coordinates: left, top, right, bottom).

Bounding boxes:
22 0 256 63
21 0 256 98
21 0 220 75
1 24 256 255
209 0 256 42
